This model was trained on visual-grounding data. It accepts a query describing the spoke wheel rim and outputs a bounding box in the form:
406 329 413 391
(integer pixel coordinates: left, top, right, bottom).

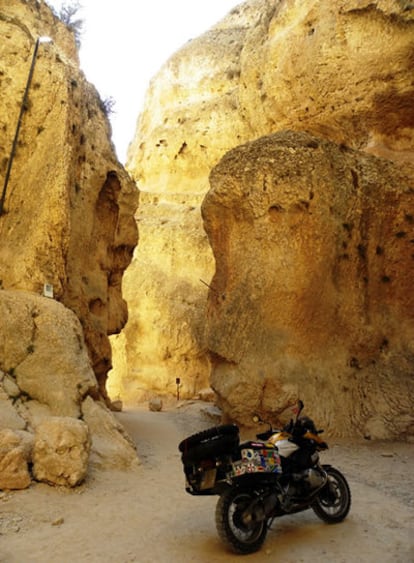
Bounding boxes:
228 493 264 543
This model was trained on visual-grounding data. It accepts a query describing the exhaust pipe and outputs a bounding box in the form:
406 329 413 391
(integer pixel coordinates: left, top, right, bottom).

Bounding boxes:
242 492 278 526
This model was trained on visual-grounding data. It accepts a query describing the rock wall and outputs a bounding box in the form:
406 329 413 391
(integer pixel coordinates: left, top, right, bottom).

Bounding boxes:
111 1 266 400
0 0 139 486
0 0 138 396
202 131 414 438
115 0 414 425
237 0 414 164
109 191 213 401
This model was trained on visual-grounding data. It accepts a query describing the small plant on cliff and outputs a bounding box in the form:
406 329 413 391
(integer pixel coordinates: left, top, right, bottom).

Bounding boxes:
100 96 116 117
55 1 84 47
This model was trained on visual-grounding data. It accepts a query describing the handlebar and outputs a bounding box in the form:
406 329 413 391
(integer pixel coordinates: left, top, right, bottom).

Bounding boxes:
256 425 324 441
253 400 324 441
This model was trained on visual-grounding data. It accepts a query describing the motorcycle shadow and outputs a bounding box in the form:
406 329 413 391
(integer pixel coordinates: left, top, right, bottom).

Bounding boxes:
196 511 358 561
263 512 356 557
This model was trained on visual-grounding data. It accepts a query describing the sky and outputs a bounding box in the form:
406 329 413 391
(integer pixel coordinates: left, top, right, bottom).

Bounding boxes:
45 0 240 163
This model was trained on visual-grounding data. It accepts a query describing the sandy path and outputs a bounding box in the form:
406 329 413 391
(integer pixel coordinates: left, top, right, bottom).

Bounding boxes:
0 402 413 562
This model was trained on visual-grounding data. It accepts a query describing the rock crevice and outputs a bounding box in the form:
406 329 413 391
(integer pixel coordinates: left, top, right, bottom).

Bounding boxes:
115 0 414 419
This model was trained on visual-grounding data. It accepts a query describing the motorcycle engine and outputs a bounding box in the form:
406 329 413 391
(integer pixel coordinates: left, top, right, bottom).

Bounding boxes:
292 468 326 492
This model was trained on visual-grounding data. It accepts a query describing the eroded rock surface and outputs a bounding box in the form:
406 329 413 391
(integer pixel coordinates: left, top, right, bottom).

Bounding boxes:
0 0 139 486
0 290 96 419
116 0 414 410
0 0 138 398
0 291 139 488
0 429 32 490
202 130 414 438
82 395 139 470
32 416 90 487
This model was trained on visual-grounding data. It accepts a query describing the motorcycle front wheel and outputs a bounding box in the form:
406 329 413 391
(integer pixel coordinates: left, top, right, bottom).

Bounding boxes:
312 466 351 523
215 487 268 555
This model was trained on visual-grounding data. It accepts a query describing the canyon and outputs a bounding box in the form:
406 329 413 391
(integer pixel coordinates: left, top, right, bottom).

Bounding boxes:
112 0 414 437
0 0 413 494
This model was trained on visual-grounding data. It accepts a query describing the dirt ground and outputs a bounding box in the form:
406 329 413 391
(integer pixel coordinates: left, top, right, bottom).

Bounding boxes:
0 401 413 563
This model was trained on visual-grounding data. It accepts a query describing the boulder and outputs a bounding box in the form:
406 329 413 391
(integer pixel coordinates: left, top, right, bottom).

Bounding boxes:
0 290 140 480
202 130 414 436
81 396 139 470
32 417 90 487
148 397 163 412
0 291 97 418
0 429 33 490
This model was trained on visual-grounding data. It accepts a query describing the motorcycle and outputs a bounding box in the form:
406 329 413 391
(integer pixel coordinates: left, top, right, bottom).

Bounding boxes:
178 400 351 554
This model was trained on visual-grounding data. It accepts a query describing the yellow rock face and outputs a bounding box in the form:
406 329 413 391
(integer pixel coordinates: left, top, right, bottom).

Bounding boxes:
0 1 138 396
0 2 140 479
117 0 414 419
238 0 414 165
203 131 414 437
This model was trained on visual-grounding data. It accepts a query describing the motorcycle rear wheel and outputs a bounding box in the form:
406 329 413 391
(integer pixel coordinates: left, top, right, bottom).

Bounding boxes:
312 466 351 523
215 487 268 555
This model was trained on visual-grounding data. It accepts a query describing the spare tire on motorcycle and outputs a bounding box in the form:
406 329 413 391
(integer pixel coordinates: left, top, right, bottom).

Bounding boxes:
179 424 239 463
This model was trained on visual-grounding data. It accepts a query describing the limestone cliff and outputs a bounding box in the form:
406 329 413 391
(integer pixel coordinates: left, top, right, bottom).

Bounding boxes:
116 0 414 431
202 130 414 438
0 0 139 486
0 0 138 395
